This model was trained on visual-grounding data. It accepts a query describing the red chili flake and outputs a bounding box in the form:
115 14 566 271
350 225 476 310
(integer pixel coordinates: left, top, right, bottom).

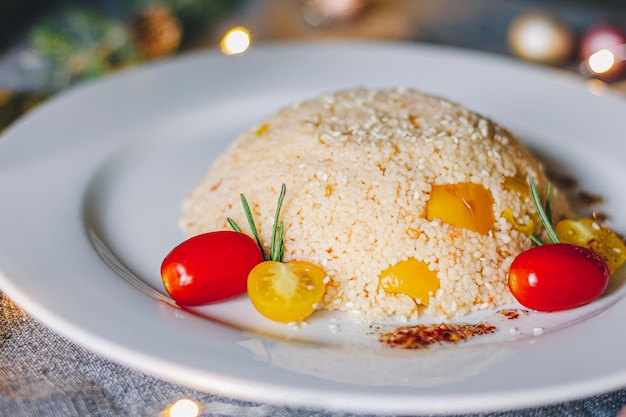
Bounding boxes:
378 322 496 349
497 309 529 320
408 114 420 127
210 178 223 191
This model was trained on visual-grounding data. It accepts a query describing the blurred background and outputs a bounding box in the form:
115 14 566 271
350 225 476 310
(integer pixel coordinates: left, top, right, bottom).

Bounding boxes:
2 0 626 131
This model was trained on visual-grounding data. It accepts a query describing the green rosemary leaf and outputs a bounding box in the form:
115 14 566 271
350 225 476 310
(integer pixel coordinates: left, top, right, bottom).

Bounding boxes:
270 184 287 262
240 192 268 260
530 234 544 246
227 217 242 233
528 177 560 244
273 220 285 262
269 222 278 262
545 182 553 227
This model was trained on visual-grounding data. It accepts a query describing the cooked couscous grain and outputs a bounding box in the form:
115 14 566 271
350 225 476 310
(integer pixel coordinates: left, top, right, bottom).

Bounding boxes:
180 88 570 321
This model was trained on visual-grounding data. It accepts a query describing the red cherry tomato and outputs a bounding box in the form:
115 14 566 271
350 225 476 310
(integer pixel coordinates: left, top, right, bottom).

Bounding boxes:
161 231 264 306
508 243 609 312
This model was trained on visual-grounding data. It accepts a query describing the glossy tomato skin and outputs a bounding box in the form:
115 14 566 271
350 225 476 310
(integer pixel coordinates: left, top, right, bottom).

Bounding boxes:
161 231 264 306
508 243 609 312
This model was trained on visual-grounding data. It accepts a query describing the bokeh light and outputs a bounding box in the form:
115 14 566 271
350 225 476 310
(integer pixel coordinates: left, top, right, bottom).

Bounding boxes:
166 398 201 417
220 27 251 55
588 49 616 74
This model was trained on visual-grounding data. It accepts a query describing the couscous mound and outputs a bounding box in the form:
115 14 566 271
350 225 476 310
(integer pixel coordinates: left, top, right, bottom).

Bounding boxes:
180 88 569 321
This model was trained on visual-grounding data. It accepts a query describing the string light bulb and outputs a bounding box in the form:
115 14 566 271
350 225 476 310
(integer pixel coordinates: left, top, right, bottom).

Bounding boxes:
162 398 201 417
588 49 616 74
580 24 626 80
220 26 251 55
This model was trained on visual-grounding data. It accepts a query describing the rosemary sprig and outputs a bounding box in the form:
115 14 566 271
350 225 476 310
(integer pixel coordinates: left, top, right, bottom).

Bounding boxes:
528 177 560 245
270 184 287 261
227 183 287 262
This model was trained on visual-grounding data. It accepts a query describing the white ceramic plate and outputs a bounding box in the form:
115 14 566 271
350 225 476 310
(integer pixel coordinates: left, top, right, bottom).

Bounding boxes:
2 42 626 415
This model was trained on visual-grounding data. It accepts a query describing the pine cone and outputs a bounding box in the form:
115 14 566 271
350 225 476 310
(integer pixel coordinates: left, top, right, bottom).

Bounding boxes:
131 4 182 60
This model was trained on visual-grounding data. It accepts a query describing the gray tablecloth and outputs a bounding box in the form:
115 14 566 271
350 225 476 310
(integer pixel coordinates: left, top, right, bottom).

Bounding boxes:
2 291 626 416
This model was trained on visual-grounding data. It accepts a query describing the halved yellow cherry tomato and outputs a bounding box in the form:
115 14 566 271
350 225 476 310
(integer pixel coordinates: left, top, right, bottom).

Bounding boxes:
247 261 327 322
503 176 530 197
502 207 535 235
379 258 440 306
426 182 495 235
555 218 626 274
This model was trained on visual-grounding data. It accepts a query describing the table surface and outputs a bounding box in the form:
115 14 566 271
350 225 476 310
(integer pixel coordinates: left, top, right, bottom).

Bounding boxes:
3 1 626 416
